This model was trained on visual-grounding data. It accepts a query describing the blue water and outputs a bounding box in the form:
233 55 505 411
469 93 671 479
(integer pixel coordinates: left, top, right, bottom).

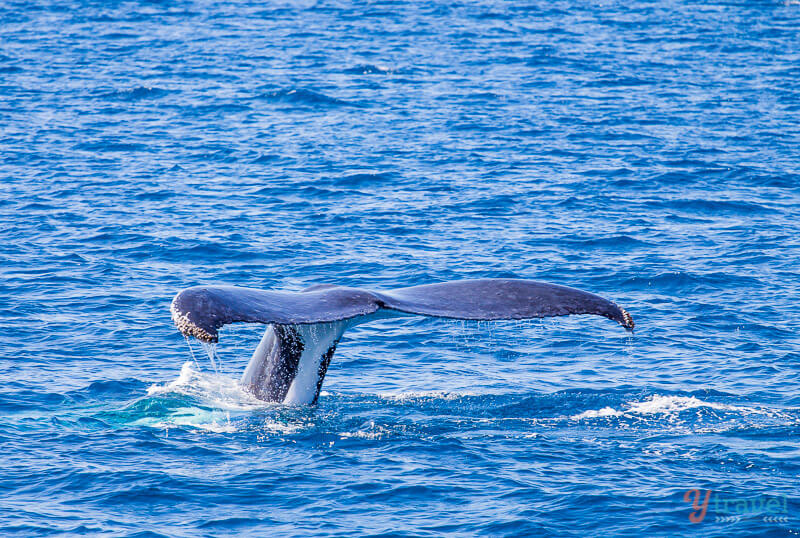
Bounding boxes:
2 0 799 535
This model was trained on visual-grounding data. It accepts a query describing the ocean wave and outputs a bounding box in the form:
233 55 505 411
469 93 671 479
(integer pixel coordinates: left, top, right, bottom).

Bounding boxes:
647 198 778 215
342 64 394 75
190 102 252 115
377 390 479 402
565 234 650 250
621 270 763 292
94 86 172 101
72 141 148 152
255 88 362 108
324 171 398 187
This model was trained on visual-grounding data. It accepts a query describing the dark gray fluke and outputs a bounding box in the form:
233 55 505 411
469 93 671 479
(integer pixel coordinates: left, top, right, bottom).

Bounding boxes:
170 279 633 404
171 279 633 343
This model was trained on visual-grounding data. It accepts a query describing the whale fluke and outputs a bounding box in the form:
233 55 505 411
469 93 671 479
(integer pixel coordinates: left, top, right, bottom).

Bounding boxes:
170 279 633 404
170 285 380 342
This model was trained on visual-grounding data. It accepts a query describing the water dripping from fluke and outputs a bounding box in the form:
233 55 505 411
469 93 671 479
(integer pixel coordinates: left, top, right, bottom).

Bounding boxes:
185 336 201 370
201 341 221 373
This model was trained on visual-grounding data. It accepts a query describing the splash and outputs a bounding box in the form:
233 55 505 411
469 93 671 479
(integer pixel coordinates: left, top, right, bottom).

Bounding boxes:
120 363 274 433
146 362 263 411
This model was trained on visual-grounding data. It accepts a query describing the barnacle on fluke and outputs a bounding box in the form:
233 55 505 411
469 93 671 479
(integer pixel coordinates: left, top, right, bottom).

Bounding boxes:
170 302 218 343
620 308 635 330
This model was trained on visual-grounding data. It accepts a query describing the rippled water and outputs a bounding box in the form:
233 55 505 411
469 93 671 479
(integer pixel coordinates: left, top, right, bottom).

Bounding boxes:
2 0 799 535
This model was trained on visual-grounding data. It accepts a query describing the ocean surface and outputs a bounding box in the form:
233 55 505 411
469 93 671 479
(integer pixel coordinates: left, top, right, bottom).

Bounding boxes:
2 0 799 535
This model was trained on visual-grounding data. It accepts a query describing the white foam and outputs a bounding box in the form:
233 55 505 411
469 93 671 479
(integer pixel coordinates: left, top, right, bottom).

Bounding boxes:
379 390 477 402
628 395 747 414
572 406 622 419
143 363 337 434
339 421 390 440
339 430 385 440
259 420 308 435
136 362 274 432
572 395 759 420
147 362 266 411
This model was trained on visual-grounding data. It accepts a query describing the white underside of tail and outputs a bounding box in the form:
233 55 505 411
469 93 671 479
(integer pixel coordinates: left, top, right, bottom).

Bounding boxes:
240 310 407 405
283 321 347 405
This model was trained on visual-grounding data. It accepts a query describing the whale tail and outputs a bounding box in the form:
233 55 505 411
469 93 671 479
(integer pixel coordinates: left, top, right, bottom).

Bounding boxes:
170 279 633 404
